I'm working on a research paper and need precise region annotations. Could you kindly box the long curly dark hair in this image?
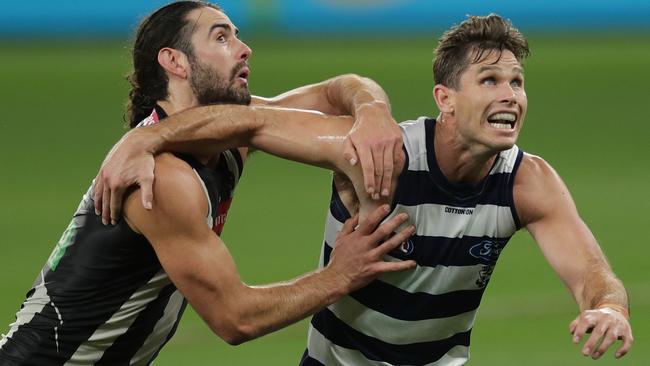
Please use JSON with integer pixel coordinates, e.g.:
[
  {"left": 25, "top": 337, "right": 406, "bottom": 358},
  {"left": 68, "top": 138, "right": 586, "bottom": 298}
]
[{"left": 126, "top": 1, "right": 221, "bottom": 128}]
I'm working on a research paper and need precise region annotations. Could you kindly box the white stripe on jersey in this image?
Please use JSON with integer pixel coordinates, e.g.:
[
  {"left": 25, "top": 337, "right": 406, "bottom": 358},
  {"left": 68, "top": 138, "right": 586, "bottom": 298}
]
[
  {"left": 130, "top": 289, "right": 185, "bottom": 365},
  {"left": 65, "top": 270, "right": 175, "bottom": 365},
  {"left": 324, "top": 203, "right": 517, "bottom": 243},
  {"left": 193, "top": 169, "right": 214, "bottom": 228},
  {"left": 383, "top": 203, "right": 516, "bottom": 239},
  {"left": 329, "top": 296, "right": 477, "bottom": 344},
  {"left": 378, "top": 261, "right": 487, "bottom": 295},
  {"left": 222, "top": 150, "right": 241, "bottom": 186},
  {"left": 307, "top": 325, "right": 470, "bottom": 366},
  {"left": 400, "top": 119, "right": 429, "bottom": 172},
  {"left": 0, "top": 272, "right": 51, "bottom": 348},
  {"left": 397, "top": 203, "right": 517, "bottom": 239},
  {"left": 307, "top": 325, "right": 392, "bottom": 366},
  {"left": 489, "top": 146, "right": 520, "bottom": 175}
]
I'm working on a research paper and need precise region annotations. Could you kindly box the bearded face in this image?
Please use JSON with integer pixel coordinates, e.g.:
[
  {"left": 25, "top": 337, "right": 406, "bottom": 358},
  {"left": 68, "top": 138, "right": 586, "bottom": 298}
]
[{"left": 188, "top": 54, "right": 251, "bottom": 106}]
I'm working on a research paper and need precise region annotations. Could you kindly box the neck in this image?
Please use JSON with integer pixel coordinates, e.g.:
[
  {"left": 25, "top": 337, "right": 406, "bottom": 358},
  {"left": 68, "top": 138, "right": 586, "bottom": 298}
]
[
  {"left": 156, "top": 85, "right": 213, "bottom": 165},
  {"left": 158, "top": 80, "right": 199, "bottom": 116},
  {"left": 434, "top": 114, "right": 498, "bottom": 185}
]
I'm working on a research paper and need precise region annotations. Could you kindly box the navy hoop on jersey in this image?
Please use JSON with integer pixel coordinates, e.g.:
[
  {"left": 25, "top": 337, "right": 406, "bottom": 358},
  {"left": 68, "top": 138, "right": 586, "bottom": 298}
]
[{"left": 301, "top": 117, "right": 524, "bottom": 365}]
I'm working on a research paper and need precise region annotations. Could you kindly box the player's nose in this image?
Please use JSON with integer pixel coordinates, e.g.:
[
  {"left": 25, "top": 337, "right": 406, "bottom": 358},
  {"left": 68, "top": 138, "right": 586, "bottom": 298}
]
[{"left": 238, "top": 40, "right": 252, "bottom": 61}]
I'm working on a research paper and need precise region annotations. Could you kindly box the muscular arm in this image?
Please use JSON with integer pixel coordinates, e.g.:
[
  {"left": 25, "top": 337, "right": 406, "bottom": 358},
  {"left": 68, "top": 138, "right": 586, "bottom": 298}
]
[
  {"left": 123, "top": 154, "right": 414, "bottom": 345},
  {"left": 162, "top": 74, "right": 392, "bottom": 158},
  {"left": 153, "top": 106, "right": 396, "bottom": 218},
  {"left": 130, "top": 107, "right": 352, "bottom": 172},
  {"left": 252, "top": 73, "right": 391, "bottom": 116},
  {"left": 95, "top": 74, "right": 402, "bottom": 224},
  {"left": 254, "top": 74, "right": 401, "bottom": 192},
  {"left": 515, "top": 154, "right": 633, "bottom": 359}
]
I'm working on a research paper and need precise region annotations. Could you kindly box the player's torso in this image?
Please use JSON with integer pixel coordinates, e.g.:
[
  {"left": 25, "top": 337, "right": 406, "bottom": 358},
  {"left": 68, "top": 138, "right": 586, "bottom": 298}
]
[
  {"left": 303, "top": 117, "right": 524, "bottom": 366},
  {"left": 0, "top": 117, "right": 243, "bottom": 366}
]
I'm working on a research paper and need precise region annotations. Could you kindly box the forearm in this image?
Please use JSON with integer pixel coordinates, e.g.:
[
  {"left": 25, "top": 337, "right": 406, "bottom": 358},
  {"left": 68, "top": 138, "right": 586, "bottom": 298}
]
[
  {"left": 140, "top": 104, "right": 352, "bottom": 169},
  {"left": 246, "top": 107, "right": 353, "bottom": 170},
  {"left": 152, "top": 104, "right": 267, "bottom": 157},
  {"left": 221, "top": 269, "right": 346, "bottom": 344},
  {"left": 578, "top": 258, "right": 629, "bottom": 316}
]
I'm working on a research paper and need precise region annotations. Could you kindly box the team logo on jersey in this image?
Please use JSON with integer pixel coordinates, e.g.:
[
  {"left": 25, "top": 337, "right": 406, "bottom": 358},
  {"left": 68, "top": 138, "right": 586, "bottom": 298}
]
[
  {"left": 469, "top": 240, "right": 502, "bottom": 262},
  {"left": 470, "top": 240, "right": 505, "bottom": 288}
]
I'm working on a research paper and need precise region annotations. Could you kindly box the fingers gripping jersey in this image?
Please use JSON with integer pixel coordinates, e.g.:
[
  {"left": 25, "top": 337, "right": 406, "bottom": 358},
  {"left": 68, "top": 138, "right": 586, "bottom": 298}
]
[
  {"left": 0, "top": 107, "right": 243, "bottom": 365},
  {"left": 302, "top": 117, "right": 524, "bottom": 366}
]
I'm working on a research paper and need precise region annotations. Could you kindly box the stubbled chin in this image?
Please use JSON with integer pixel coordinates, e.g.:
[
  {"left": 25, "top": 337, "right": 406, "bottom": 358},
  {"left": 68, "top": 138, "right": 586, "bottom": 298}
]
[
  {"left": 491, "top": 137, "right": 517, "bottom": 151},
  {"left": 484, "top": 131, "right": 518, "bottom": 151}
]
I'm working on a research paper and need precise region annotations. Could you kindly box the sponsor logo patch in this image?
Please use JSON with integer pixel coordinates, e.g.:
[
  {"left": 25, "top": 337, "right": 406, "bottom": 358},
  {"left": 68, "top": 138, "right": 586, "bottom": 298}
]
[
  {"left": 399, "top": 238, "right": 415, "bottom": 255},
  {"left": 445, "top": 206, "right": 474, "bottom": 215},
  {"left": 387, "top": 232, "right": 415, "bottom": 259}
]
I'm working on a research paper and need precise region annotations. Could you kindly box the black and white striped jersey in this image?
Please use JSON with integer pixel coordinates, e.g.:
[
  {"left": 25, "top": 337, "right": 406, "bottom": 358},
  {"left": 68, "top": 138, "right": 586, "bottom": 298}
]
[
  {"left": 302, "top": 117, "right": 524, "bottom": 366},
  {"left": 0, "top": 107, "right": 243, "bottom": 365}
]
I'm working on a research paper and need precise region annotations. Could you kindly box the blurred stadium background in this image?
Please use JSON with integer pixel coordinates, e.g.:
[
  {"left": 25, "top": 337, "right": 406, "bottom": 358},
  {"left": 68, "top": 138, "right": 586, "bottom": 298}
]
[{"left": 1, "top": 1, "right": 648, "bottom": 365}]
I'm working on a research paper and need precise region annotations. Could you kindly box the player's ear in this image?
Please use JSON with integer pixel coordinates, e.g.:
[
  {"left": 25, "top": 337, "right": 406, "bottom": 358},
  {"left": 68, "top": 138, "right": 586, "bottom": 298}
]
[
  {"left": 158, "top": 47, "right": 189, "bottom": 79},
  {"left": 433, "top": 84, "right": 454, "bottom": 114}
]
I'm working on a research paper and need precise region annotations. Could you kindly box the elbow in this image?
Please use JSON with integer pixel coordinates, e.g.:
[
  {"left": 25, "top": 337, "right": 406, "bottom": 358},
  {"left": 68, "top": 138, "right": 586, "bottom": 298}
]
[
  {"left": 210, "top": 315, "right": 260, "bottom": 346},
  {"left": 221, "top": 326, "right": 256, "bottom": 346},
  {"left": 220, "top": 332, "right": 249, "bottom": 346}
]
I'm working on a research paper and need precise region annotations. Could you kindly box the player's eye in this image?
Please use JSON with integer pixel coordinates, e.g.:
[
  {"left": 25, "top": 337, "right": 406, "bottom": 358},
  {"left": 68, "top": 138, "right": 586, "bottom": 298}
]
[
  {"left": 481, "top": 77, "right": 496, "bottom": 86},
  {"left": 510, "top": 78, "right": 523, "bottom": 88},
  {"left": 216, "top": 34, "right": 226, "bottom": 42}
]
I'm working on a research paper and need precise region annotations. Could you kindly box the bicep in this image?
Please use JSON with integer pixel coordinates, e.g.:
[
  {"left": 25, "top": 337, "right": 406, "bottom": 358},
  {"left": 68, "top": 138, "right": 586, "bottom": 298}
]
[
  {"left": 123, "top": 156, "right": 244, "bottom": 322},
  {"left": 149, "top": 224, "right": 243, "bottom": 313}
]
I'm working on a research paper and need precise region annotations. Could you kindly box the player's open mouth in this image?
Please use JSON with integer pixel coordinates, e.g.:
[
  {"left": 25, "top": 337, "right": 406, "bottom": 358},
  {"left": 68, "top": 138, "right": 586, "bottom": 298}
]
[
  {"left": 236, "top": 67, "right": 250, "bottom": 84},
  {"left": 487, "top": 112, "right": 517, "bottom": 130}
]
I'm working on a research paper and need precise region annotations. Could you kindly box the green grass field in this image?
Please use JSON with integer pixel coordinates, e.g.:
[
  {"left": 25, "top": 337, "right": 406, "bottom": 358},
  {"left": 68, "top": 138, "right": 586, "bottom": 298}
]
[{"left": 1, "top": 35, "right": 648, "bottom": 365}]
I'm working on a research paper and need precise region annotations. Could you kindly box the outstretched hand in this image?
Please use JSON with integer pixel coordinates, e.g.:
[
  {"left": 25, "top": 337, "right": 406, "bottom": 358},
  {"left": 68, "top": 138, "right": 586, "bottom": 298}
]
[
  {"left": 93, "top": 128, "right": 156, "bottom": 225},
  {"left": 342, "top": 101, "right": 404, "bottom": 200},
  {"left": 570, "top": 305, "right": 633, "bottom": 359},
  {"left": 327, "top": 204, "right": 416, "bottom": 293}
]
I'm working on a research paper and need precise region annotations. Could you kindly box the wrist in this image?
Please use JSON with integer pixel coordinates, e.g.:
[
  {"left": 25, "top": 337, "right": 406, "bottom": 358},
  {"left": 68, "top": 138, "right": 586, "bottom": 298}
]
[
  {"left": 146, "top": 124, "right": 171, "bottom": 155},
  {"left": 318, "top": 266, "right": 350, "bottom": 305},
  {"left": 354, "top": 100, "right": 389, "bottom": 117},
  {"left": 121, "top": 127, "right": 158, "bottom": 156},
  {"left": 595, "top": 302, "right": 630, "bottom": 319}
]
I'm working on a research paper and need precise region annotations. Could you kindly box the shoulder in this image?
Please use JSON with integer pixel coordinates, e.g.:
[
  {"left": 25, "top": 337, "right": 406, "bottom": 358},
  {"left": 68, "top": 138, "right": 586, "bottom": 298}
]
[
  {"left": 514, "top": 153, "right": 572, "bottom": 227},
  {"left": 516, "top": 153, "right": 558, "bottom": 180},
  {"left": 124, "top": 153, "right": 209, "bottom": 233},
  {"left": 152, "top": 153, "right": 208, "bottom": 204}
]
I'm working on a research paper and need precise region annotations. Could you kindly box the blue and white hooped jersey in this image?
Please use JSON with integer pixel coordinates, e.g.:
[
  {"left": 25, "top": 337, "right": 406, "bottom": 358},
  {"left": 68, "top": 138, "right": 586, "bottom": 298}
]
[{"left": 301, "top": 117, "right": 524, "bottom": 366}]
